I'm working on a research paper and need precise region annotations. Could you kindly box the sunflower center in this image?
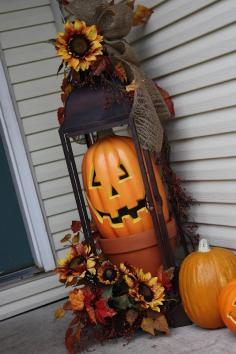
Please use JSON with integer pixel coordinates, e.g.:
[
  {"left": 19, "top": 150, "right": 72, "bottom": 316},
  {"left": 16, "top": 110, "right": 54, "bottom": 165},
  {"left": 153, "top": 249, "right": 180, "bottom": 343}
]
[
  {"left": 69, "top": 256, "right": 85, "bottom": 271},
  {"left": 104, "top": 268, "right": 117, "bottom": 281},
  {"left": 69, "top": 35, "right": 90, "bottom": 57},
  {"left": 139, "top": 283, "right": 153, "bottom": 302}
]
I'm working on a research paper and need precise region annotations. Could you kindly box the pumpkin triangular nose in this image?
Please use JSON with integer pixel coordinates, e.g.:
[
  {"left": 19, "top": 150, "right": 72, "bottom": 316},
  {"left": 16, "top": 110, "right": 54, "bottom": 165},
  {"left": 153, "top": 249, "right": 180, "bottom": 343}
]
[{"left": 111, "top": 186, "right": 119, "bottom": 196}]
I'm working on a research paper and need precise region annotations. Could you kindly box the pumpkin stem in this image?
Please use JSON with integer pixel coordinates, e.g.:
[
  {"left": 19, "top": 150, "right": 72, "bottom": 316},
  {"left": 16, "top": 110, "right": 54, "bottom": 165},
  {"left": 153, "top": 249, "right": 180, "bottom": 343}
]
[
  {"left": 97, "top": 129, "right": 115, "bottom": 140},
  {"left": 198, "top": 238, "right": 210, "bottom": 253}
]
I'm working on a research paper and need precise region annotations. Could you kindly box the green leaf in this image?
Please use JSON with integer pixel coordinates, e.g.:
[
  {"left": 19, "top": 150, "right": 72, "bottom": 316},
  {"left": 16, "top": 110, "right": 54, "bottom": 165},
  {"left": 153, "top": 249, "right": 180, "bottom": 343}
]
[
  {"left": 57, "top": 61, "right": 64, "bottom": 75},
  {"left": 111, "top": 295, "right": 132, "bottom": 310},
  {"left": 101, "top": 286, "right": 113, "bottom": 299}
]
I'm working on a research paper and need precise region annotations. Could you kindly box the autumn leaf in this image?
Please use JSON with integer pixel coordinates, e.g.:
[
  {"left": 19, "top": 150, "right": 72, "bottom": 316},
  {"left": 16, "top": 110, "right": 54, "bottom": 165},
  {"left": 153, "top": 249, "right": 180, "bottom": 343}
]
[
  {"left": 72, "top": 233, "right": 80, "bottom": 244},
  {"left": 91, "top": 56, "right": 110, "bottom": 76},
  {"left": 86, "top": 305, "right": 97, "bottom": 324},
  {"left": 54, "top": 307, "right": 65, "bottom": 319},
  {"left": 65, "top": 328, "right": 76, "bottom": 354},
  {"left": 75, "top": 328, "right": 81, "bottom": 341},
  {"left": 133, "top": 5, "right": 153, "bottom": 26},
  {"left": 115, "top": 62, "right": 128, "bottom": 83},
  {"left": 157, "top": 265, "right": 174, "bottom": 291},
  {"left": 156, "top": 85, "right": 175, "bottom": 115},
  {"left": 126, "top": 309, "right": 138, "bottom": 325},
  {"left": 141, "top": 314, "right": 169, "bottom": 335},
  {"left": 153, "top": 314, "right": 169, "bottom": 334},
  {"left": 60, "top": 233, "right": 71, "bottom": 243},
  {"left": 63, "top": 301, "right": 73, "bottom": 311},
  {"left": 71, "top": 220, "right": 81, "bottom": 233},
  {"left": 57, "top": 107, "right": 65, "bottom": 126},
  {"left": 95, "top": 298, "right": 117, "bottom": 324},
  {"left": 141, "top": 317, "right": 155, "bottom": 335}
]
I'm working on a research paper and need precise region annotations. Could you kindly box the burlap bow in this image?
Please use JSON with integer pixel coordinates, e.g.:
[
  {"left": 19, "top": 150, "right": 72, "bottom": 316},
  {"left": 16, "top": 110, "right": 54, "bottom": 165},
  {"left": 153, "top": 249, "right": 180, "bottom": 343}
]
[{"left": 63, "top": 0, "right": 172, "bottom": 153}]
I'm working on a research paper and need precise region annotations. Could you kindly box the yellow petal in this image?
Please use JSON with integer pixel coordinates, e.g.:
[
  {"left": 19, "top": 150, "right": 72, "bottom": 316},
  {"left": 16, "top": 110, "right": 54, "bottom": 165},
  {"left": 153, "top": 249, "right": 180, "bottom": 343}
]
[
  {"left": 86, "top": 25, "right": 98, "bottom": 41},
  {"left": 69, "top": 58, "right": 80, "bottom": 70},
  {"left": 56, "top": 37, "right": 67, "bottom": 45},
  {"left": 64, "top": 21, "right": 74, "bottom": 33},
  {"left": 74, "top": 20, "right": 83, "bottom": 32}
]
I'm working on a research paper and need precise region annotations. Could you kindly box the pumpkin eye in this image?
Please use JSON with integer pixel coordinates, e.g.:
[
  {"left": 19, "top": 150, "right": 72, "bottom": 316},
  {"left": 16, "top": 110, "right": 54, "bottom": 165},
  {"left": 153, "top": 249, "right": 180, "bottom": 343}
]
[
  {"left": 119, "top": 164, "right": 129, "bottom": 180},
  {"left": 92, "top": 170, "right": 101, "bottom": 187}
]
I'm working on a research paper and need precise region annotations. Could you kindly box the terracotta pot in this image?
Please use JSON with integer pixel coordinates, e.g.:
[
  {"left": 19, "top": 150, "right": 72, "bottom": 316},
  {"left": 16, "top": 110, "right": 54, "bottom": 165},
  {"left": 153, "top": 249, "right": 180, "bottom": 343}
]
[{"left": 98, "top": 217, "right": 177, "bottom": 275}]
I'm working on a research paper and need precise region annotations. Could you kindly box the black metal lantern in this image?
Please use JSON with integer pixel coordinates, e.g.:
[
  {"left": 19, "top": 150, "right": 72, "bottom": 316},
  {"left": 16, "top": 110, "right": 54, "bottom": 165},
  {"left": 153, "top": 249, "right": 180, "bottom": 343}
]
[{"left": 59, "top": 82, "right": 175, "bottom": 269}]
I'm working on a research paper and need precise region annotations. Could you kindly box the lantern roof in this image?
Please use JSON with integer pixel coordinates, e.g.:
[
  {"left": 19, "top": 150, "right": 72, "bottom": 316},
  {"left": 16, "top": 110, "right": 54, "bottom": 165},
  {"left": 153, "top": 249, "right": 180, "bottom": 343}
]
[{"left": 60, "top": 82, "right": 132, "bottom": 137}]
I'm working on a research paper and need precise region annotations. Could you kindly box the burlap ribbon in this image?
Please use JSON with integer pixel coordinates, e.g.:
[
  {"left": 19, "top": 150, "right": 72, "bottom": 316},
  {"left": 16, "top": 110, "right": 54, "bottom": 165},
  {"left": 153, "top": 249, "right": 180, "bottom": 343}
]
[{"left": 64, "top": 0, "right": 172, "bottom": 153}]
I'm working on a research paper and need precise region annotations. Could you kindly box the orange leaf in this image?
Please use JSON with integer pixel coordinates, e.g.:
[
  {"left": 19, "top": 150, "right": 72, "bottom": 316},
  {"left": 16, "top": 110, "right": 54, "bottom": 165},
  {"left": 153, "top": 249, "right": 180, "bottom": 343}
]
[
  {"left": 133, "top": 5, "right": 153, "bottom": 26},
  {"left": 115, "top": 62, "right": 128, "bottom": 83},
  {"left": 54, "top": 307, "right": 65, "bottom": 319},
  {"left": 141, "top": 317, "right": 155, "bottom": 335},
  {"left": 126, "top": 309, "right": 138, "bottom": 325}
]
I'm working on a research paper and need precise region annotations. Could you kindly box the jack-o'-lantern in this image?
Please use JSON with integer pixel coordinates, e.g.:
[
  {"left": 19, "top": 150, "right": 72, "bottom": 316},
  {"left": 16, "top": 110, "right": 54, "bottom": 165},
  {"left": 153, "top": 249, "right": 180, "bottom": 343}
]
[
  {"left": 82, "top": 135, "right": 169, "bottom": 239},
  {"left": 219, "top": 278, "right": 236, "bottom": 333}
]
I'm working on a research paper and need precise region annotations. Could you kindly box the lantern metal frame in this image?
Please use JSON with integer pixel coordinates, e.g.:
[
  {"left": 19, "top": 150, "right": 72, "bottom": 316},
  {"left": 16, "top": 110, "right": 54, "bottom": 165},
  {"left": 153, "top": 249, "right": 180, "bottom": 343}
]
[{"left": 59, "top": 84, "right": 175, "bottom": 268}]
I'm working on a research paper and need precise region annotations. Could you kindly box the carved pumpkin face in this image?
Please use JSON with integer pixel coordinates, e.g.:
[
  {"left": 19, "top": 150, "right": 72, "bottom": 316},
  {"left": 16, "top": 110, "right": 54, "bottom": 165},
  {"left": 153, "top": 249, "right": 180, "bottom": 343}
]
[
  {"left": 82, "top": 136, "right": 169, "bottom": 238},
  {"left": 219, "top": 278, "right": 236, "bottom": 333}
]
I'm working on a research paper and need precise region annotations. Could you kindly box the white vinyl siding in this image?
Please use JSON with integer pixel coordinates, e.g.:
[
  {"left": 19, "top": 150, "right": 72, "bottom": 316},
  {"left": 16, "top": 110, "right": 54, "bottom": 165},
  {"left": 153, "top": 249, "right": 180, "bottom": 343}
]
[
  {"left": 0, "top": 0, "right": 81, "bottom": 261},
  {"left": 130, "top": 0, "right": 236, "bottom": 250}
]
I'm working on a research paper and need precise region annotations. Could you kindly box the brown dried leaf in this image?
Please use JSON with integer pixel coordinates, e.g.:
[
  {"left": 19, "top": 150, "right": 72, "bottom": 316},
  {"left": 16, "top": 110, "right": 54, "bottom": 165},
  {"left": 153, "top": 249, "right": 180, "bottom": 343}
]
[
  {"left": 153, "top": 314, "right": 169, "bottom": 334},
  {"left": 133, "top": 5, "right": 153, "bottom": 26},
  {"left": 60, "top": 234, "right": 72, "bottom": 243},
  {"left": 54, "top": 307, "right": 65, "bottom": 319},
  {"left": 126, "top": 309, "right": 138, "bottom": 325}
]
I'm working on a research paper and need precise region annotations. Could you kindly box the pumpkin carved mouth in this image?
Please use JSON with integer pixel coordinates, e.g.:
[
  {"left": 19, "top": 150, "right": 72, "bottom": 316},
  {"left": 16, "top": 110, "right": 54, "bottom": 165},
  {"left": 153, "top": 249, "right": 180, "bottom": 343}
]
[{"left": 95, "top": 197, "right": 147, "bottom": 225}]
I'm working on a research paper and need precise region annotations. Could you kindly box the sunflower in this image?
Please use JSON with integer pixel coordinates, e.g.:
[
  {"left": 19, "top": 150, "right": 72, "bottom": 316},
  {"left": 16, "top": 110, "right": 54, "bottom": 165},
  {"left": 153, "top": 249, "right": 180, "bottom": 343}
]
[
  {"left": 97, "top": 261, "right": 120, "bottom": 285},
  {"left": 125, "top": 268, "right": 165, "bottom": 312},
  {"left": 56, "top": 243, "right": 97, "bottom": 285},
  {"left": 55, "top": 20, "right": 103, "bottom": 71}
]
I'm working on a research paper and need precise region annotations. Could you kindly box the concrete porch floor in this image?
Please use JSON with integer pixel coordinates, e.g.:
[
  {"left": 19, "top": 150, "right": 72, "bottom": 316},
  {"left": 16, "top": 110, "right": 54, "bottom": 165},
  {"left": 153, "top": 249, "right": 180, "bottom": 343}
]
[{"left": 1, "top": 300, "right": 235, "bottom": 354}]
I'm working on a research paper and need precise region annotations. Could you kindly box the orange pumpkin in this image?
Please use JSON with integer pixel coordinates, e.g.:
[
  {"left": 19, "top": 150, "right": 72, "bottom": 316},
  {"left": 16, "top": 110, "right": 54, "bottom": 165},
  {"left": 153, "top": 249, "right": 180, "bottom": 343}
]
[
  {"left": 179, "top": 239, "right": 236, "bottom": 329},
  {"left": 219, "top": 278, "right": 236, "bottom": 333},
  {"left": 82, "top": 135, "right": 169, "bottom": 239}
]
